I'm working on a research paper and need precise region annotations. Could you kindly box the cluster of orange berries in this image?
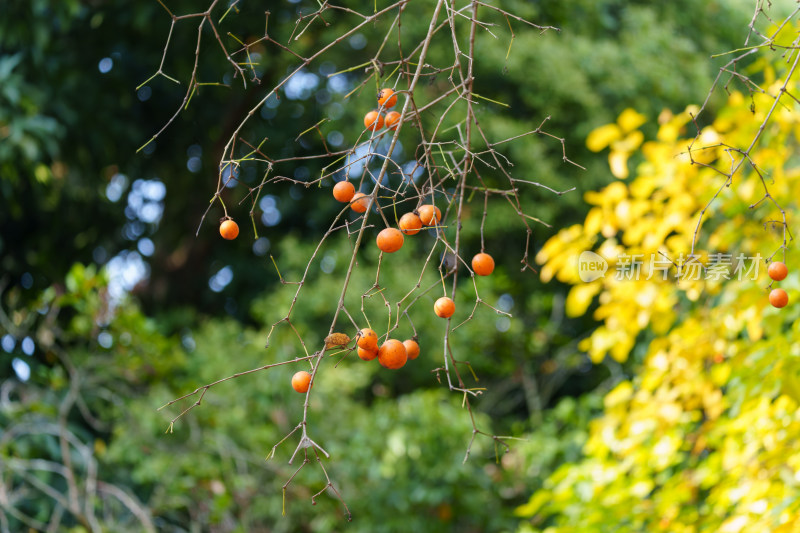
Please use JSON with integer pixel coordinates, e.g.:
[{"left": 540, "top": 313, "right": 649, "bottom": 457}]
[
  {"left": 289, "top": 328, "right": 421, "bottom": 393},
  {"left": 364, "top": 88, "right": 401, "bottom": 132},
  {"left": 768, "top": 261, "right": 789, "bottom": 308},
  {"left": 334, "top": 180, "right": 495, "bottom": 278},
  {"left": 353, "top": 327, "right": 419, "bottom": 369},
  {"left": 217, "top": 89, "right": 401, "bottom": 241}
]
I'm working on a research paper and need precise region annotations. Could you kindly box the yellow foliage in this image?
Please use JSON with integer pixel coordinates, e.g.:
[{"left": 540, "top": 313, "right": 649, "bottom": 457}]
[
  {"left": 586, "top": 123, "right": 622, "bottom": 152},
  {"left": 521, "top": 39, "right": 800, "bottom": 532}
]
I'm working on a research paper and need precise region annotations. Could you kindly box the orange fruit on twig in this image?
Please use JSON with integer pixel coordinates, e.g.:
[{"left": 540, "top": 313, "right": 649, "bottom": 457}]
[
  {"left": 356, "top": 328, "right": 378, "bottom": 351},
  {"left": 220, "top": 219, "right": 239, "bottom": 240},
  {"left": 434, "top": 297, "right": 455, "bottom": 318},
  {"left": 333, "top": 181, "right": 355, "bottom": 203},
  {"left": 378, "top": 339, "right": 407, "bottom": 369},
  {"left": 472, "top": 253, "right": 495, "bottom": 276},
  {"left": 364, "top": 110, "right": 384, "bottom": 131},
  {"left": 350, "top": 192, "right": 371, "bottom": 213},
  {"left": 291, "top": 371, "right": 312, "bottom": 393},
  {"left": 398, "top": 212, "right": 422, "bottom": 235},
  {"left": 357, "top": 346, "right": 378, "bottom": 361},
  {"left": 418, "top": 204, "right": 441, "bottom": 226},
  {"left": 385, "top": 111, "right": 401, "bottom": 130},
  {"left": 768, "top": 261, "right": 788, "bottom": 281},
  {"left": 403, "top": 339, "right": 420, "bottom": 360},
  {"left": 770, "top": 288, "right": 789, "bottom": 308},
  {"left": 376, "top": 228, "right": 404, "bottom": 253},
  {"left": 377, "top": 88, "right": 397, "bottom": 109}
]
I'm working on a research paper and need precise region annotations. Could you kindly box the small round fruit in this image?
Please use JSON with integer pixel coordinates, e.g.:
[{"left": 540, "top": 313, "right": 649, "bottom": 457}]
[
  {"left": 378, "top": 339, "right": 407, "bottom": 369},
  {"left": 434, "top": 296, "right": 455, "bottom": 318},
  {"left": 350, "top": 192, "right": 371, "bottom": 213},
  {"left": 364, "top": 110, "right": 384, "bottom": 131},
  {"left": 376, "top": 228, "right": 404, "bottom": 253},
  {"left": 403, "top": 339, "right": 420, "bottom": 360},
  {"left": 385, "top": 111, "right": 401, "bottom": 130},
  {"left": 333, "top": 181, "right": 355, "bottom": 203},
  {"left": 220, "top": 219, "right": 239, "bottom": 240},
  {"left": 418, "top": 204, "right": 442, "bottom": 226},
  {"left": 398, "top": 212, "right": 422, "bottom": 235},
  {"left": 768, "top": 261, "right": 788, "bottom": 281},
  {"left": 472, "top": 252, "right": 495, "bottom": 276},
  {"left": 770, "top": 288, "right": 789, "bottom": 308},
  {"left": 356, "top": 328, "right": 379, "bottom": 351},
  {"left": 357, "top": 346, "right": 378, "bottom": 361},
  {"left": 292, "top": 371, "right": 312, "bottom": 393},
  {"left": 377, "top": 88, "right": 397, "bottom": 109}
]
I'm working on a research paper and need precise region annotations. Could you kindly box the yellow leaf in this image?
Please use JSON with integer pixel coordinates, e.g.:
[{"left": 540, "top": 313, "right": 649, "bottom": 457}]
[
  {"left": 617, "top": 108, "right": 647, "bottom": 133},
  {"left": 611, "top": 130, "right": 644, "bottom": 153},
  {"left": 586, "top": 123, "right": 622, "bottom": 152},
  {"left": 604, "top": 381, "right": 633, "bottom": 409},
  {"left": 566, "top": 281, "right": 602, "bottom": 317},
  {"left": 514, "top": 490, "right": 551, "bottom": 517},
  {"left": 609, "top": 150, "right": 630, "bottom": 179},
  {"left": 584, "top": 207, "right": 603, "bottom": 236}
]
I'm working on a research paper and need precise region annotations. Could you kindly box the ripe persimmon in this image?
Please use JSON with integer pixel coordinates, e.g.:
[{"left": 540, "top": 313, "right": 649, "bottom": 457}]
[
  {"left": 472, "top": 252, "right": 495, "bottom": 276},
  {"left": 356, "top": 328, "right": 379, "bottom": 351},
  {"left": 398, "top": 212, "right": 422, "bottom": 235},
  {"left": 769, "top": 261, "right": 788, "bottom": 281},
  {"left": 350, "top": 192, "right": 371, "bottom": 213},
  {"left": 377, "top": 88, "right": 397, "bottom": 109},
  {"left": 403, "top": 339, "right": 420, "bottom": 360},
  {"left": 385, "top": 111, "right": 401, "bottom": 130},
  {"left": 364, "top": 110, "right": 384, "bottom": 131},
  {"left": 434, "top": 296, "right": 455, "bottom": 318},
  {"left": 357, "top": 346, "right": 378, "bottom": 361},
  {"left": 220, "top": 219, "right": 239, "bottom": 240},
  {"left": 291, "top": 371, "right": 312, "bottom": 393},
  {"left": 376, "top": 228, "right": 404, "bottom": 253},
  {"left": 418, "top": 204, "right": 441, "bottom": 226},
  {"left": 770, "top": 288, "right": 789, "bottom": 308},
  {"left": 333, "top": 181, "right": 355, "bottom": 203},
  {"left": 378, "top": 339, "right": 407, "bottom": 369}
]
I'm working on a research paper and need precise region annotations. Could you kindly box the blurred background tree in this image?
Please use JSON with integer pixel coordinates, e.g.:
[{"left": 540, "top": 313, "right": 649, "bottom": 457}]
[{"left": 0, "top": 0, "right": 776, "bottom": 531}]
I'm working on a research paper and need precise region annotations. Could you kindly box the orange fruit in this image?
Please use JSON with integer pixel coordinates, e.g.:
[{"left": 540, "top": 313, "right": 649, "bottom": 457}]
[
  {"left": 768, "top": 261, "right": 788, "bottom": 281},
  {"left": 376, "top": 228, "right": 404, "bottom": 253},
  {"left": 378, "top": 339, "right": 407, "bottom": 369},
  {"left": 418, "top": 204, "right": 441, "bottom": 226},
  {"left": 291, "top": 371, "right": 312, "bottom": 393},
  {"left": 219, "top": 219, "right": 239, "bottom": 240},
  {"left": 403, "top": 339, "right": 420, "bottom": 360},
  {"left": 770, "top": 288, "right": 789, "bottom": 308},
  {"left": 398, "top": 212, "right": 422, "bottom": 235},
  {"left": 472, "top": 252, "right": 495, "bottom": 276},
  {"left": 350, "top": 192, "right": 371, "bottom": 213},
  {"left": 385, "top": 111, "right": 401, "bottom": 130},
  {"left": 377, "top": 88, "right": 397, "bottom": 109},
  {"left": 357, "top": 346, "right": 378, "bottom": 361},
  {"left": 434, "top": 296, "right": 455, "bottom": 318},
  {"left": 333, "top": 181, "right": 355, "bottom": 203},
  {"left": 364, "top": 110, "right": 384, "bottom": 131},
  {"left": 356, "top": 328, "right": 378, "bottom": 351}
]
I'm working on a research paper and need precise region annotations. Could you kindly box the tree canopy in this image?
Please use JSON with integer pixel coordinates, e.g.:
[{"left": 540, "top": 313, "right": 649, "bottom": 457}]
[{"left": 2, "top": 1, "right": 797, "bottom": 532}]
